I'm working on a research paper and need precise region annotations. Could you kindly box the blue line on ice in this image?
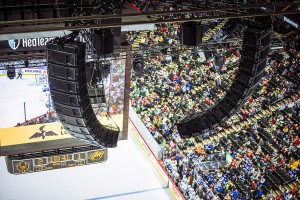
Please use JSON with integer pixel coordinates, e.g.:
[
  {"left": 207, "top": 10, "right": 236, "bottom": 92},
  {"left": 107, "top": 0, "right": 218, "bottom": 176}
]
[{"left": 87, "top": 186, "right": 168, "bottom": 200}]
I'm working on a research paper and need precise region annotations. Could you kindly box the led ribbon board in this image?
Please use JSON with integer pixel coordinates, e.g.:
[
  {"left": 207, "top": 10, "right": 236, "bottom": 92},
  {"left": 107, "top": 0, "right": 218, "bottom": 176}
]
[{"left": 6, "top": 147, "right": 107, "bottom": 174}]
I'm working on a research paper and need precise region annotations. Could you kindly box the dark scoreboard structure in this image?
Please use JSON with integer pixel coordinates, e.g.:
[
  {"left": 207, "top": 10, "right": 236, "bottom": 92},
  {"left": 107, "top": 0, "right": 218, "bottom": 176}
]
[{"left": 6, "top": 147, "right": 107, "bottom": 175}]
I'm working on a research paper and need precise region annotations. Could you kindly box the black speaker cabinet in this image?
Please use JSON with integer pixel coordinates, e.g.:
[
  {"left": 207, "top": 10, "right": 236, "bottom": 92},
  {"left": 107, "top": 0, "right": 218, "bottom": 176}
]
[
  {"left": 176, "top": 21, "right": 271, "bottom": 138},
  {"left": 47, "top": 39, "right": 119, "bottom": 148},
  {"left": 180, "top": 22, "right": 202, "bottom": 46},
  {"left": 94, "top": 29, "right": 114, "bottom": 56}
]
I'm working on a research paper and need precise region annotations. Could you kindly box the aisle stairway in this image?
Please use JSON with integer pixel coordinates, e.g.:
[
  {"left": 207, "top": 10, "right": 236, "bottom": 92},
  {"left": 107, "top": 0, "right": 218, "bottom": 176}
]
[
  {"left": 193, "top": 91, "right": 300, "bottom": 199},
  {"left": 148, "top": 3, "right": 164, "bottom": 21},
  {"left": 271, "top": 178, "right": 300, "bottom": 199},
  {"left": 198, "top": 93, "right": 298, "bottom": 147},
  {"left": 202, "top": 19, "right": 229, "bottom": 42},
  {"left": 132, "top": 31, "right": 148, "bottom": 51},
  {"left": 131, "top": 3, "right": 164, "bottom": 51}
]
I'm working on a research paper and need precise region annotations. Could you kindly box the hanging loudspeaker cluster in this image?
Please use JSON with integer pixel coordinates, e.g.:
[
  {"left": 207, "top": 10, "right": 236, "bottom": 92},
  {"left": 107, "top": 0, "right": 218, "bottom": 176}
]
[
  {"left": 94, "top": 29, "right": 114, "bottom": 56},
  {"left": 180, "top": 21, "right": 202, "bottom": 46},
  {"left": 177, "top": 20, "right": 271, "bottom": 138},
  {"left": 47, "top": 38, "right": 119, "bottom": 147}
]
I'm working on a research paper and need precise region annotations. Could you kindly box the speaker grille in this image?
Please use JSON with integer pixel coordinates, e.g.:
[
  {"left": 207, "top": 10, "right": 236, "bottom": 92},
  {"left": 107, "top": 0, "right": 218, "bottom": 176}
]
[
  {"left": 47, "top": 39, "right": 119, "bottom": 148},
  {"left": 177, "top": 23, "right": 271, "bottom": 138},
  {"left": 180, "top": 21, "right": 202, "bottom": 46}
]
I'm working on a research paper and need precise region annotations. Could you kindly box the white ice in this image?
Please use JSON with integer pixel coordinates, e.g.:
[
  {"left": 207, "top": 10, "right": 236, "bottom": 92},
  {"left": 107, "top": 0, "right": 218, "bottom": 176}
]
[
  {"left": 0, "top": 133, "right": 173, "bottom": 200},
  {"left": 0, "top": 75, "right": 173, "bottom": 200},
  {"left": 0, "top": 76, "right": 49, "bottom": 128}
]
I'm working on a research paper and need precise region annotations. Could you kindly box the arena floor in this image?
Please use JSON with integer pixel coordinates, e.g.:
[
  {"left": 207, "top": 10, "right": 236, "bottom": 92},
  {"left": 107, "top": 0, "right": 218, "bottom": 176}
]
[
  {"left": 0, "top": 75, "right": 49, "bottom": 127},
  {"left": 0, "top": 76, "right": 173, "bottom": 200}
]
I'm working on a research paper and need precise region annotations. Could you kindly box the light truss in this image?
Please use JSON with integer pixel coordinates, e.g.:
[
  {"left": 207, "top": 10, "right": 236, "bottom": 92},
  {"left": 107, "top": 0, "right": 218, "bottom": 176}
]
[{"left": 0, "top": 2, "right": 299, "bottom": 35}]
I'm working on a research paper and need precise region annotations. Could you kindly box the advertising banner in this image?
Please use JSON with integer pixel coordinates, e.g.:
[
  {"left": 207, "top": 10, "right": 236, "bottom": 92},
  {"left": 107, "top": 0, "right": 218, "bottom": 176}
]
[
  {"left": 0, "top": 37, "right": 55, "bottom": 53},
  {"left": 22, "top": 67, "right": 47, "bottom": 75},
  {"left": 0, "top": 122, "right": 72, "bottom": 147},
  {"left": 0, "top": 67, "right": 47, "bottom": 76}
]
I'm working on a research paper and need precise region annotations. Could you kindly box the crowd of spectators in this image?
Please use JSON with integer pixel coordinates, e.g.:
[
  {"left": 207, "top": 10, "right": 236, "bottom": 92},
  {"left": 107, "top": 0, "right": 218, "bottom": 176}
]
[
  {"left": 128, "top": 1, "right": 300, "bottom": 199},
  {"left": 184, "top": 97, "right": 300, "bottom": 200},
  {"left": 105, "top": 57, "right": 126, "bottom": 115},
  {"left": 15, "top": 112, "right": 58, "bottom": 126},
  {"left": 232, "top": 51, "right": 299, "bottom": 123},
  {"left": 131, "top": 46, "right": 300, "bottom": 200},
  {"left": 13, "top": 1, "right": 300, "bottom": 199}
]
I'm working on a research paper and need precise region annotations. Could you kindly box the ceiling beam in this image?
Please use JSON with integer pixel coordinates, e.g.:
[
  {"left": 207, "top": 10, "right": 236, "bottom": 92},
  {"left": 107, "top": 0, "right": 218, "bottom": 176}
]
[
  {"left": 0, "top": 9, "right": 299, "bottom": 35},
  {"left": 0, "top": 3, "right": 95, "bottom": 10},
  {"left": 0, "top": 1, "right": 299, "bottom": 26}
]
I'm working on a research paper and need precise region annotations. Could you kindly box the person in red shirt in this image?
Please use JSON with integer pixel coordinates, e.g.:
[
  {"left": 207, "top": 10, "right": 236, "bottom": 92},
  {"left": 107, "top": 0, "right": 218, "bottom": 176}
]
[
  {"left": 275, "top": 193, "right": 282, "bottom": 200},
  {"left": 241, "top": 109, "right": 247, "bottom": 118},
  {"left": 270, "top": 163, "right": 277, "bottom": 171},
  {"left": 150, "top": 125, "right": 156, "bottom": 132},
  {"left": 291, "top": 185, "right": 298, "bottom": 195},
  {"left": 173, "top": 74, "right": 178, "bottom": 82},
  {"left": 139, "top": 98, "right": 145, "bottom": 106},
  {"left": 250, "top": 180, "right": 257, "bottom": 190},
  {"left": 293, "top": 136, "right": 300, "bottom": 147},
  {"left": 246, "top": 149, "right": 253, "bottom": 158},
  {"left": 262, "top": 154, "right": 270, "bottom": 165},
  {"left": 230, "top": 159, "right": 237, "bottom": 167},
  {"left": 271, "top": 117, "right": 277, "bottom": 124},
  {"left": 111, "top": 104, "right": 117, "bottom": 114},
  {"left": 277, "top": 154, "right": 285, "bottom": 166},
  {"left": 162, "top": 106, "right": 168, "bottom": 112},
  {"left": 131, "top": 100, "right": 136, "bottom": 107},
  {"left": 248, "top": 96, "right": 253, "bottom": 103},
  {"left": 205, "top": 97, "right": 210, "bottom": 106}
]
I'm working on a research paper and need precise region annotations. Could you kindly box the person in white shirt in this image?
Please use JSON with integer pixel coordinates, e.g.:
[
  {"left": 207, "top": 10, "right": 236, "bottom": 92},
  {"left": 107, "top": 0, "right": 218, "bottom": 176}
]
[{"left": 16, "top": 68, "right": 22, "bottom": 79}]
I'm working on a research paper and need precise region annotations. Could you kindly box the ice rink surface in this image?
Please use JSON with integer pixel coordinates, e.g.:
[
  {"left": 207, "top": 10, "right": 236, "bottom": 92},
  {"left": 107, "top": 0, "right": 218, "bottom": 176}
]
[
  {"left": 0, "top": 76, "right": 49, "bottom": 127},
  {"left": 0, "top": 135, "right": 173, "bottom": 200},
  {"left": 0, "top": 76, "right": 173, "bottom": 200}
]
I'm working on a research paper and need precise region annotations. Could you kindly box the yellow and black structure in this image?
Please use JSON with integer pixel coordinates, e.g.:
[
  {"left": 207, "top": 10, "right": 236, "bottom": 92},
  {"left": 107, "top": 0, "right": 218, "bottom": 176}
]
[{"left": 6, "top": 146, "right": 107, "bottom": 174}]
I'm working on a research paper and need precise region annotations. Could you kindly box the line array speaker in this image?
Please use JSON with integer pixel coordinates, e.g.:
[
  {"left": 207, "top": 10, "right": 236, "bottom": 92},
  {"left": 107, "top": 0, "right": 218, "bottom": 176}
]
[
  {"left": 180, "top": 21, "right": 202, "bottom": 46},
  {"left": 94, "top": 29, "right": 114, "bottom": 56},
  {"left": 177, "top": 21, "right": 271, "bottom": 138},
  {"left": 47, "top": 39, "right": 119, "bottom": 147}
]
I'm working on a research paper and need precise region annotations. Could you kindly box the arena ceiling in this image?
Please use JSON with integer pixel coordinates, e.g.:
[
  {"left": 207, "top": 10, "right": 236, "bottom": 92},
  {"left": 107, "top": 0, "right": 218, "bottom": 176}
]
[{"left": 0, "top": 0, "right": 299, "bottom": 69}]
